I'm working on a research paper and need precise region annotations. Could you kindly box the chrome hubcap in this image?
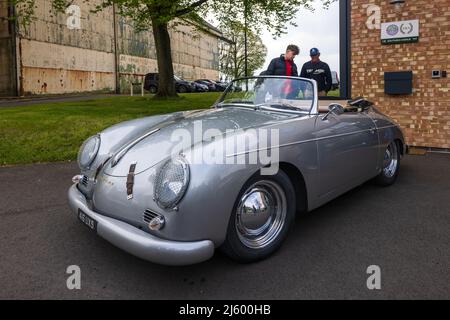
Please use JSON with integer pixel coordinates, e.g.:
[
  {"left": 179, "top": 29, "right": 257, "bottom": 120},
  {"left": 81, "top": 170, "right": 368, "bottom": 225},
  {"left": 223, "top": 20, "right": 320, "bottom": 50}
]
[
  {"left": 383, "top": 142, "right": 399, "bottom": 178},
  {"left": 235, "top": 181, "right": 286, "bottom": 249}
]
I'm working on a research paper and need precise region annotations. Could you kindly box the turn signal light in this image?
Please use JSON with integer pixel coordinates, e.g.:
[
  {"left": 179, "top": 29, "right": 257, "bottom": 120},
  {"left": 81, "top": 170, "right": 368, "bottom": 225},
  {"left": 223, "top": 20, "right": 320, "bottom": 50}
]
[{"left": 149, "top": 216, "right": 165, "bottom": 231}]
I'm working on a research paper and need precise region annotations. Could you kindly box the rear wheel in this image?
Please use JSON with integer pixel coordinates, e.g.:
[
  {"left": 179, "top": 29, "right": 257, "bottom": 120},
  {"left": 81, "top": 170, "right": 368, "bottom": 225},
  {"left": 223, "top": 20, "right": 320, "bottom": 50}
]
[
  {"left": 221, "top": 171, "right": 296, "bottom": 263},
  {"left": 375, "top": 141, "right": 400, "bottom": 186},
  {"left": 178, "top": 85, "right": 187, "bottom": 93},
  {"left": 148, "top": 85, "right": 157, "bottom": 94}
]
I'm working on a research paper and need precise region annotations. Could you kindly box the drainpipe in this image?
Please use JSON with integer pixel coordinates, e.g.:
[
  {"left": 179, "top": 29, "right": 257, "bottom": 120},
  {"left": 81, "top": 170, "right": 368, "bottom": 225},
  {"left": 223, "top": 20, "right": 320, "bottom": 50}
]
[
  {"left": 112, "top": 4, "right": 120, "bottom": 94},
  {"left": 8, "top": 4, "right": 19, "bottom": 96},
  {"left": 17, "top": 35, "right": 24, "bottom": 96},
  {"left": 339, "top": 0, "right": 351, "bottom": 99}
]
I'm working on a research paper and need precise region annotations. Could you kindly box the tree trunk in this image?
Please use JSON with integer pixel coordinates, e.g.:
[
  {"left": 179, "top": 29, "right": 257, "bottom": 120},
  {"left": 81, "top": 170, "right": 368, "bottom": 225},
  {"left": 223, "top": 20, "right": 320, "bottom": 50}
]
[{"left": 151, "top": 19, "right": 177, "bottom": 98}]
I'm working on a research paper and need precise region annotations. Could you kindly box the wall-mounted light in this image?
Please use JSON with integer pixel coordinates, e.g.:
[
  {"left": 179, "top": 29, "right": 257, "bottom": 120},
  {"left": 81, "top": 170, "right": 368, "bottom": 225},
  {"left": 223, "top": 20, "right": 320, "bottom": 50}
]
[{"left": 390, "top": 0, "right": 406, "bottom": 11}]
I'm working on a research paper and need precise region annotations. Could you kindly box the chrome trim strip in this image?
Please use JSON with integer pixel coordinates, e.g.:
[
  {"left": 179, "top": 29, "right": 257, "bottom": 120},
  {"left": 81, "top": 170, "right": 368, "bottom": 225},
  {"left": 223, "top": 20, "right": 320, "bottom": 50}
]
[
  {"left": 258, "top": 105, "right": 311, "bottom": 115},
  {"left": 376, "top": 125, "right": 398, "bottom": 130},
  {"left": 111, "top": 128, "right": 160, "bottom": 167},
  {"left": 226, "top": 127, "right": 384, "bottom": 157}
]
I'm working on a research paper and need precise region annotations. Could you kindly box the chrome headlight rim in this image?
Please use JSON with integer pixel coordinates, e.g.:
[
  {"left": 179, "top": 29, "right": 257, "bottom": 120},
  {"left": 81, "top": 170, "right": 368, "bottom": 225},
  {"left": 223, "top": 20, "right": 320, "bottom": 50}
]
[
  {"left": 153, "top": 156, "right": 190, "bottom": 210},
  {"left": 77, "top": 134, "right": 101, "bottom": 170}
]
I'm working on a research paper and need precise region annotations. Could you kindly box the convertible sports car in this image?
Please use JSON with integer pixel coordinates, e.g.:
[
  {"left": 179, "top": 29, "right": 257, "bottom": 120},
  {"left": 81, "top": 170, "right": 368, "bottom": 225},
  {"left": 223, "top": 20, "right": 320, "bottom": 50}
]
[{"left": 68, "top": 76, "right": 406, "bottom": 265}]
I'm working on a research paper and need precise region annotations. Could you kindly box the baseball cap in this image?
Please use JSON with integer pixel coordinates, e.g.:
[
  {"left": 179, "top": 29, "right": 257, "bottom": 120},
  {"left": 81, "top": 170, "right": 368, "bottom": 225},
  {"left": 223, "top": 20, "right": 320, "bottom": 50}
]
[{"left": 310, "top": 48, "right": 320, "bottom": 56}]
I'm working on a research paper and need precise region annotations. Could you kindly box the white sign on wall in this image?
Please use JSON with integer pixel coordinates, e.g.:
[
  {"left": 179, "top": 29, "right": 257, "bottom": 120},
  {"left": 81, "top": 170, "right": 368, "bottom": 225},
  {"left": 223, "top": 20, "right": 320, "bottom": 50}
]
[
  {"left": 381, "top": 19, "right": 419, "bottom": 45},
  {"left": 66, "top": 5, "right": 81, "bottom": 30}
]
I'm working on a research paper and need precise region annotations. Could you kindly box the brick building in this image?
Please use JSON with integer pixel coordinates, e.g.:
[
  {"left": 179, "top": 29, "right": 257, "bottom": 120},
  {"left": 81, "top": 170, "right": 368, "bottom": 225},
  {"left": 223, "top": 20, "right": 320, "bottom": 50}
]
[
  {"left": 350, "top": 0, "right": 450, "bottom": 149},
  {"left": 0, "top": 0, "right": 223, "bottom": 96}
]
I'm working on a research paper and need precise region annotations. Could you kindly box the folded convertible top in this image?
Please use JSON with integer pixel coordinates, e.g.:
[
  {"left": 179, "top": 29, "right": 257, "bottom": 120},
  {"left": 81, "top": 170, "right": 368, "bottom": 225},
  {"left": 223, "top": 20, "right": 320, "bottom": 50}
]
[{"left": 347, "top": 97, "right": 374, "bottom": 109}]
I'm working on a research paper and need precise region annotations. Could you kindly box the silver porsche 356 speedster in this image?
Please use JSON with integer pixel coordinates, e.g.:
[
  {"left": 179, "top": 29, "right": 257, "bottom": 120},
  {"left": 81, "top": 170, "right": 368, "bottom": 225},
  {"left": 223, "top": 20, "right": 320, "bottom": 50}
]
[{"left": 68, "top": 76, "right": 406, "bottom": 265}]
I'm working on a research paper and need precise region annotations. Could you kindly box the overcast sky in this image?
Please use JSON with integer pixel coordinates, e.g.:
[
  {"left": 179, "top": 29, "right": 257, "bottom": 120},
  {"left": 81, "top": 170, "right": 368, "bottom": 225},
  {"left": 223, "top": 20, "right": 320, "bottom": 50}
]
[{"left": 256, "top": 0, "right": 340, "bottom": 75}]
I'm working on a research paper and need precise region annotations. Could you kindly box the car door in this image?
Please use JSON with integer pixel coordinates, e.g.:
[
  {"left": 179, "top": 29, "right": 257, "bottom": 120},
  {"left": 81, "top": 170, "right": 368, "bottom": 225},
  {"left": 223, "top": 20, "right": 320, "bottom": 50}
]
[{"left": 314, "top": 111, "right": 379, "bottom": 199}]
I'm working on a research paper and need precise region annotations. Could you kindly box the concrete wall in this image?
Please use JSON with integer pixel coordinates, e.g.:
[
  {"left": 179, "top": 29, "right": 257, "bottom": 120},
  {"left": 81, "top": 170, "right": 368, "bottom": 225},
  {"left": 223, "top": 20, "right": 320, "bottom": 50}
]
[
  {"left": 351, "top": 0, "right": 450, "bottom": 149},
  {"left": 0, "top": 1, "right": 16, "bottom": 96},
  {"left": 117, "top": 18, "right": 221, "bottom": 92},
  {"left": 17, "top": 0, "right": 116, "bottom": 94},
  {"left": 14, "top": 0, "right": 221, "bottom": 95},
  {"left": 19, "top": 39, "right": 116, "bottom": 94}
]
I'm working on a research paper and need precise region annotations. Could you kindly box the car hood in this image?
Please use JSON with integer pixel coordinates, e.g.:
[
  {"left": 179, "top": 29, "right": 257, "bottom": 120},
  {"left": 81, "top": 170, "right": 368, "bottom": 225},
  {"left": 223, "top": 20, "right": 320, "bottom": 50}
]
[{"left": 102, "top": 107, "right": 292, "bottom": 177}]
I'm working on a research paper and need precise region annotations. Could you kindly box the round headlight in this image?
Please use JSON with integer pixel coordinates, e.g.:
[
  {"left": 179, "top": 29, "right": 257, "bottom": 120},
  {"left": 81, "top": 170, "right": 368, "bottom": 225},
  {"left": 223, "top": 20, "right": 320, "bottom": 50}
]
[
  {"left": 77, "top": 135, "right": 100, "bottom": 169},
  {"left": 154, "top": 157, "right": 190, "bottom": 209}
]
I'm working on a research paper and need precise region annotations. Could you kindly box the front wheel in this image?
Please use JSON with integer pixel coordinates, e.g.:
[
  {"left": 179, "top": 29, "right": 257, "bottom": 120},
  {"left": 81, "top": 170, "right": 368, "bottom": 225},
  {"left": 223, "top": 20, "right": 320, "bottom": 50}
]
[
  {"left": 221, "top": 171, "right": 296, "bottom": 263},
  {"left": 375, "top": 141, "right": 400, "bottom": 186}
]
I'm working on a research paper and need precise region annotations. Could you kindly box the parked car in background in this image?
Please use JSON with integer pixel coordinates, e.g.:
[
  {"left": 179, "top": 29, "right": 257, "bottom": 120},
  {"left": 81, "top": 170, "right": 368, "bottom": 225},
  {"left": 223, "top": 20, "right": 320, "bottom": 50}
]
[
  {"left": 195, "top": 79, "right": 219, "bottom": 92},
  {"left": 212, "top": 80, "right": 228, "bottom": 92},
  {"left": 192, "top": 81, "right": 209, "bottom": 92},
  {"left": 143, "top": 73, "right": 159, "bottom": 93},
  {"left": 174, "top": 76, "right": 196, "bottom": 93},
  {"left": 195, "top": 80, "right": 214, "bottom": 91},
  {"left": 196, "top": 79, "right": 229, "bottom": 92},
  {"left": 331, "top": 71, "right": 340, "bottom": 91},
  {"left": 144, "top": 73, "right": 195, "bottom": 94}
]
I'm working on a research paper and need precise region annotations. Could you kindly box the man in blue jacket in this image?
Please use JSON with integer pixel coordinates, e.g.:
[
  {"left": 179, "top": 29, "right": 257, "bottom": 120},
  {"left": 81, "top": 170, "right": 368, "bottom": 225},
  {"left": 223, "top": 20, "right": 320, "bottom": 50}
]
[{"left": 300, "top": 48, "right": 332, "bottom": 97}]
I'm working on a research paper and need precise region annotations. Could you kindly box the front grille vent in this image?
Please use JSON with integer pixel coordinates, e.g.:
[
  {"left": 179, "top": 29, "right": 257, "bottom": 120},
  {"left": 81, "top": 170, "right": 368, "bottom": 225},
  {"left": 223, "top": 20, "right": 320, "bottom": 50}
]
[
  {"left": 81, "top": 175, "right": 89, "bottom": 187},
  {"left": 143, "top": 209, "right": 163, "bottom": 223}
]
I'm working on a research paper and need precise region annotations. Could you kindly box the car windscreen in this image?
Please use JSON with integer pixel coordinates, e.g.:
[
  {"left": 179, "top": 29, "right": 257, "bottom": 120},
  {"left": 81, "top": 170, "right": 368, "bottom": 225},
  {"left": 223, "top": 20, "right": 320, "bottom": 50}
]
[{"left": 216, "top": 77, "right": 315, "bottom": 114}]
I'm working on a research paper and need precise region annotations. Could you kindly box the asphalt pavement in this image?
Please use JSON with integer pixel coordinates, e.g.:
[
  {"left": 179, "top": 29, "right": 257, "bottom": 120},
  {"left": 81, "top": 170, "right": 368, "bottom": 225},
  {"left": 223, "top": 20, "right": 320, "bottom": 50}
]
[{"left": 0, "top": 154, "right": 449, "bottom": 299}]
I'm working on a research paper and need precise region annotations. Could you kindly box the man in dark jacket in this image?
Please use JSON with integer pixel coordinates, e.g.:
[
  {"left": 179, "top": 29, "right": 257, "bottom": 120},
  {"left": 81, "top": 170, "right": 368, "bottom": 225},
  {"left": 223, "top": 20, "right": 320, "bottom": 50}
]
[
  {"left": 266, "top": 44, "right": 300, "bottom": 77},
  {"left": 265, "top": 45, "right": 300, "bottom": 99},
  {"left": 300, "top": 48, "right": 332, "bottom": 96}
]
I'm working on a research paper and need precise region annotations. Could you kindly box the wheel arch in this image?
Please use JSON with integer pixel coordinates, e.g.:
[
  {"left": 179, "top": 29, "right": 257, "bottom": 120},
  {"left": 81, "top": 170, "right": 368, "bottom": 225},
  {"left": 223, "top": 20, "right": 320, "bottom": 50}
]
[
  {"left": 278, "top": 162, "right": 308, "bottom": 215},
  {"left": 395, "top": 138, "right": 406, "bottom": 157},
  {"left": 241, "top": 163, "right": 309, "bottom": 215}
]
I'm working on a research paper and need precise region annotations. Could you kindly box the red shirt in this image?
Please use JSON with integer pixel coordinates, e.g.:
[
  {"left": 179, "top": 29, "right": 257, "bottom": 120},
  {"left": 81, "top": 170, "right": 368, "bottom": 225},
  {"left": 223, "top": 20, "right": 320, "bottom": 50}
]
[
  {"left": 285, "top": 59, "right": 293, "bottom": 76},
  {"left": 284, "top": 59, "right": 294, "bottom": 95}
]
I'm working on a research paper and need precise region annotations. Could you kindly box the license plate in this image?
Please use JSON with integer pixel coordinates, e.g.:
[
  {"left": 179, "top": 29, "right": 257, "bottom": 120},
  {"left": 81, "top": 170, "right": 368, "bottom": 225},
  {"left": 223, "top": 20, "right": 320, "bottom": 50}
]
[{"left": 78, "top": 209, "right": 97, "bottom": 231}]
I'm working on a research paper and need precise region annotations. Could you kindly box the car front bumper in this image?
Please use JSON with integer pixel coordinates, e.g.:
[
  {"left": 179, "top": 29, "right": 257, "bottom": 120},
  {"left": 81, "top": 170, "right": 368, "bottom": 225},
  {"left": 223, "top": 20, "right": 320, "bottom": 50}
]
[{"left": 67, "top": 184, "right": 215, "bottom": 266}]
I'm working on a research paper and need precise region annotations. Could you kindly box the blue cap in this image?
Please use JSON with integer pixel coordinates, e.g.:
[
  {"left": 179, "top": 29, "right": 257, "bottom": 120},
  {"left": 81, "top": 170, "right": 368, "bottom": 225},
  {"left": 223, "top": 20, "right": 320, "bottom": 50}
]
[{"left": 310, "top": 48, "right": 320, "bottom": 56}]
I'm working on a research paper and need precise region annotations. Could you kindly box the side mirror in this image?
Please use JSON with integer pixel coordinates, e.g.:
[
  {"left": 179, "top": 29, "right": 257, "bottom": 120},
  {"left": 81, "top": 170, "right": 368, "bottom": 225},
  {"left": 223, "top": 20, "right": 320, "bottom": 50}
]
[{"left": 322, "top": 103, "right": 345, "bottom": 121}]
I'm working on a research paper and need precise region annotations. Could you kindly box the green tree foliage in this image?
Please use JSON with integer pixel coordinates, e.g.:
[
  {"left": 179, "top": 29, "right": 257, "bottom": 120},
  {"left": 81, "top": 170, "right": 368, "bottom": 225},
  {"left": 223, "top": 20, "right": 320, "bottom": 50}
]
[{"left": 219, "top": 21, "right": 267, "bottom": 80}]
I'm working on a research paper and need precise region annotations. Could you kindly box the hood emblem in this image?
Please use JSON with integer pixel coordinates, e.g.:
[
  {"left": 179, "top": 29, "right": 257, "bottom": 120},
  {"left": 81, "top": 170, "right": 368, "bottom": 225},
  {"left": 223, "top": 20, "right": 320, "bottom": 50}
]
[{"left": 126, "top": 162, "right": 137, "bottom": 200}]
